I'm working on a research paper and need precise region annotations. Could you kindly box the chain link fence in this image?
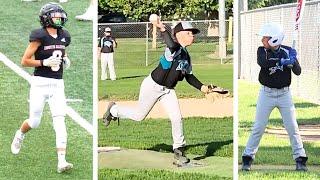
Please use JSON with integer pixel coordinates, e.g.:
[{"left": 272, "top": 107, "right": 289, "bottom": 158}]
[
  {"left": 240, "top": 0, "right": 320, "bottom": 104},
  {"left": 98, "top": 20, "right": 233, "bottom": 68}
]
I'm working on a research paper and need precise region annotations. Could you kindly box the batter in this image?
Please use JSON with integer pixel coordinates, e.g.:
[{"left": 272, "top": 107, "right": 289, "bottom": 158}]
[{"left": 241, "top": 23, "right": 308, "bottom": 171}]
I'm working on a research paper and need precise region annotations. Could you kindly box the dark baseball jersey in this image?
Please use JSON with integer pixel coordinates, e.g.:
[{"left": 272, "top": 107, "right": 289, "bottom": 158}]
[
  {"left": 151, "top": 29, "right": 203, "bottom": 89},
  {"left": 99, "top": 36, "right": 116, "bottom": 53},
  {"left": 257, "top": 45, "right": 301, "bottom": 89},
  {"left": 30, "top": 28, "right": 71, "bottom": 79}
]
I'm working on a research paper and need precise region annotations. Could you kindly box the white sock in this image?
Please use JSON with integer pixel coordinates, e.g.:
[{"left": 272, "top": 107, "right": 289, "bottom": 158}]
[
  {"left": 17, "top": 129, "right": 25, "bottom": 137},
  {"left": 58, "top": 151, "right": 66, "bottom": 164}
]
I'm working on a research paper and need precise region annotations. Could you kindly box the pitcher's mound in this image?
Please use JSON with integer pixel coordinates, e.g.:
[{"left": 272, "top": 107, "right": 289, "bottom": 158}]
[{"left": 99, "top": 148, "right": 233, "bottom": 178}]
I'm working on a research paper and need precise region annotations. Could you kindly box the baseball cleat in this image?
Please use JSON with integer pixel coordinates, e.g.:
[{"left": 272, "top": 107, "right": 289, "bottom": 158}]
[
  {"left": 102, "top": 102, "right": 119, "bottom": 127},
  {"left": 173, "top": 147, "right": 190, "bottom": 167},
  {"left": 241, "top": 156, "right": 253, "bottom": 171},
  {"left": 295, "top": 156, "right": 308, "bottom": 171},
  {"left": 57, "top": 161, "right": 73, "bottom": 173},
  {"left": 11, "top": 130, "right": 25, "bottom": 155}
]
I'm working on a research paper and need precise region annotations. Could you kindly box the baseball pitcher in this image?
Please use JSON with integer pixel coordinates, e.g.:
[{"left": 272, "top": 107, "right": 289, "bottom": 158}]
[{"left": 102, "top": 17, "right": 215, "bottom": 166}]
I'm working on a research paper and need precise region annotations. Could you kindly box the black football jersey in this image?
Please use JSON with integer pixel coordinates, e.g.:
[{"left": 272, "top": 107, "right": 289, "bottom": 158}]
[
  {"left": 30, "top": 28, "right": 71, "bottom": 79},
  {"left": 98, "top": 36, "right": 116, "bottom": 53}
]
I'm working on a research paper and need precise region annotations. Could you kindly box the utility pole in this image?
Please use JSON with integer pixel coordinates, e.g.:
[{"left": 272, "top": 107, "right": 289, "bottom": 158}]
[{"left": 219, "top": 0, "right": 227, "bottom": 63}]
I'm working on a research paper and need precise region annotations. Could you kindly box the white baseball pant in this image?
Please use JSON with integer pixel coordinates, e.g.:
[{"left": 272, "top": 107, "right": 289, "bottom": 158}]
[
  {"left": 111, "top": 75, "right": 186, "bottom": 149},
  {"left": 26, "top": 76, "right": 67, "bottom": 149},
  {"left": 243, "top": 86, "right": 306, "bottom": 160},
  {"left": 101, "top": 52, "right": 116, "bottom": 80}
]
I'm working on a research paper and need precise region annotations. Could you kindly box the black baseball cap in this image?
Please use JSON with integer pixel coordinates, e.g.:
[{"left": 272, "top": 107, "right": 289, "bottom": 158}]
[{"left": 173, "top": 22, "right": 200, "bottom": 35}]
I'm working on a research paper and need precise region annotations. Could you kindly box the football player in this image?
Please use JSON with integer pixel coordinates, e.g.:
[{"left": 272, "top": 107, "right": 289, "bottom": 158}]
[{"left": 11, "top": 2, "right": 73, "bottom": 173}]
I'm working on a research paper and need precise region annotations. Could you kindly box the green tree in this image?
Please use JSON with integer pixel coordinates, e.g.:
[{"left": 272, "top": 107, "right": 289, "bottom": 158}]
[
  {"left": 99, "top": 0, "right": 233, "bottom": 21},
  {"left": 249, "top": 0, "right": 296, "bottom": 10}
]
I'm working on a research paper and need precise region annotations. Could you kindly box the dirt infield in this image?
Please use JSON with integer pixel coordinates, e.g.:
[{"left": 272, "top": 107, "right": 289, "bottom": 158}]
[
  {"left": 98, "top": 97, "right": 233, "bottom": 119},
  {"left": 266, "top": 125, "right": 320, "bottom": 141}
]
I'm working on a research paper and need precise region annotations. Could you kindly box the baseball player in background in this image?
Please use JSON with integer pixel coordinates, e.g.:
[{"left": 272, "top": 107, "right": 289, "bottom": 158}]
[
  {"left": 98, "top": 27, "right": 117, "bottom": 81},
  {"left": 241, "top": 23, "right": 308, "bottom": 171},
  {"left": 102, "top": 17, "right": 214, "bottom": 166},
  {"left": 11, "top": 2, "right": 73, "bottom": 173}
]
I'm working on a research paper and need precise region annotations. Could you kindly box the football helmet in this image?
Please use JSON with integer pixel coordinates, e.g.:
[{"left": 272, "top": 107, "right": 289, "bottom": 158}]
[{"left": 39, "top": 2, "right": 68, "bottom": 29}]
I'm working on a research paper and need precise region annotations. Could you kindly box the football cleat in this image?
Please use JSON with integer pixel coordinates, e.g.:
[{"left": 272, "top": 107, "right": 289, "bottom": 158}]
[
  {"left": 57, "top": 161, "right": 73, "bottom": 173},
  {"left": 11, "top": 130, "right": 25, "bottom": 155}
]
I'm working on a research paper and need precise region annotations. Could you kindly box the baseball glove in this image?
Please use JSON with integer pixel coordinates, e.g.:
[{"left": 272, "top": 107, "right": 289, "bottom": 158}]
[{"left": 205, "top": 84, "right": 229, "bottom": 102}]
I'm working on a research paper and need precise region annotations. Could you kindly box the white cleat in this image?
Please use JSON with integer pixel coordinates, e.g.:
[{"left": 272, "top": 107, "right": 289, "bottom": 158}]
[
  {"left": 57, "top": 161, "right": 73, "bottom": 173},
  {"left": 11, "top": 131, "right": 25, "bottom": 155}
]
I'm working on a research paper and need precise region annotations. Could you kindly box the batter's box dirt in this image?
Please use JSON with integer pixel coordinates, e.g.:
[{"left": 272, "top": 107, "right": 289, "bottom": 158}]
[
  {"left": 98, "top": 148, "right": 233, "bottom": 178},
  {"left": 265, "top": 124, "right": 320, "bottom": 141}
]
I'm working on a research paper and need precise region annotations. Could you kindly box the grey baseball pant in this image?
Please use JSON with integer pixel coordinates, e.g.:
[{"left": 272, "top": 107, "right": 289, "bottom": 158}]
[
  {"left": 111, "top": 75, "right": 186, "bottom": 149},
  {"left": 243, "top": 86, "right": 306, "bottom": 160}
]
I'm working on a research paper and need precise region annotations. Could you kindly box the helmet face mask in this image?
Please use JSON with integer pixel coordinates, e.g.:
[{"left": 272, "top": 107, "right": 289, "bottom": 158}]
[{"left": 39, "top": 2, "right": 68, "bottom": 29}]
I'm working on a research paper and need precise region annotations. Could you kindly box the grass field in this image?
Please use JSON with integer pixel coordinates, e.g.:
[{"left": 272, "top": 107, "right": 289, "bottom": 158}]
[
  {"left": 98, "top": 39, "right": 233, "bottom": 100},
  {"left": 238, "top": 80, "right": 320, "bottom": 179},
  {"left": 0, "top": 1, "right": 92, "bottom": 179}
]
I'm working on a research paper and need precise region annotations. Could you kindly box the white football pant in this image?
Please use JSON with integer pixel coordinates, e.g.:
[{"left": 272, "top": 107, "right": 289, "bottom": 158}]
[{"left": 26, "top": 76, "right": 67, "bottom": 149}]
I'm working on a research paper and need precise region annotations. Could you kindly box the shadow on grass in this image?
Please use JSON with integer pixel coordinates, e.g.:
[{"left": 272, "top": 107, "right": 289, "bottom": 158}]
[
  {"left": 117, "top": 75, "right": 147, "bottom": 80},
  {"left": 147, "top": 140, "right": 233, "bottom": 160}
]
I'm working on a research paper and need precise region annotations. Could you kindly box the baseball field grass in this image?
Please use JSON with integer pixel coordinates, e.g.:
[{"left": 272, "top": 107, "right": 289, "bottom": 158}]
[
  {"left": 0, "top": 1, "right": 92, "bottom": 179},
  {"left": 238, "top": 80, "right": 320, "bottom": 179}
]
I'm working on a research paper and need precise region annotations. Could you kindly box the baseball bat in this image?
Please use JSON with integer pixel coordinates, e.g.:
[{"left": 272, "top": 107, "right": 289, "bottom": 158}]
[{"left": 292, "top": 0, "right": 305, "bottom": 49}]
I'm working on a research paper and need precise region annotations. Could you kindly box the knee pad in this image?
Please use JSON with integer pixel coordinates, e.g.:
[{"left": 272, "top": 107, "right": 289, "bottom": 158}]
[
  {"left": 26, "top": 118, "right": 41, "bottom": 129},
  {"left": 53, "top": 116, "right": 67, "bottom": 149}
]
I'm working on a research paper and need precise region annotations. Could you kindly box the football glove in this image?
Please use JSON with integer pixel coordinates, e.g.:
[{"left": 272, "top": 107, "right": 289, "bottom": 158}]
[
  {"left": 42, "top": 56, "right": 61, "bottom": 67},
  {"left": 63, "top": 56, "right": 71, "bottom": 69}
]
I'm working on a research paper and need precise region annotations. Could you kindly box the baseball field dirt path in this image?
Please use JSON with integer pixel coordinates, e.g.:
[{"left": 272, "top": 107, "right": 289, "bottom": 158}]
[
  {"left": 98, "top": 97, "right": 233, "bottom": 119},
  {"left": 266, "top": 124, "right": 320, "bottom": 141}
]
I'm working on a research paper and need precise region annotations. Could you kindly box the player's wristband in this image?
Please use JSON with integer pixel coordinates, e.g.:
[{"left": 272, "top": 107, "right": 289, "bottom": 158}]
[{"left": 40, "top": 60, "right": 44, "bottom": 66}]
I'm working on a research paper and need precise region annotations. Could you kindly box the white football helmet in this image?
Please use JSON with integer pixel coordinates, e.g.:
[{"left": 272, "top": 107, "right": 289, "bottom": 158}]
[{"left": 258, "top": 23, "right": 284, "bottom": 46}]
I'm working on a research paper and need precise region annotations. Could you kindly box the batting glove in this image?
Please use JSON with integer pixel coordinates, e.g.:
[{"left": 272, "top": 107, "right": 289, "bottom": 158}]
[
  {"left": 63, "top": 56, "right": 71, "bottom": 69},
  {"left": 289, "top": 48, "right": 297, "bottom": 61},
  {"left": 280, "top": 58, "right": 295, "bottom": 66},
  {"left": 42, "top": 56, "right": 61, "bottom": 67}
]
